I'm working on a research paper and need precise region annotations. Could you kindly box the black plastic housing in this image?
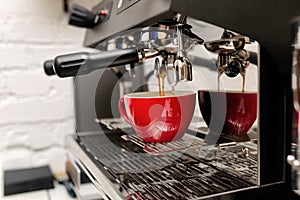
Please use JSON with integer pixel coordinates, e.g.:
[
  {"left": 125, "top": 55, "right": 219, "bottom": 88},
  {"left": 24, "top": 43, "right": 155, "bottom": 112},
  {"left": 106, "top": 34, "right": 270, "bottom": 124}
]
[{"left": 53, "top": 48, "right": 139, "bottom": 78}]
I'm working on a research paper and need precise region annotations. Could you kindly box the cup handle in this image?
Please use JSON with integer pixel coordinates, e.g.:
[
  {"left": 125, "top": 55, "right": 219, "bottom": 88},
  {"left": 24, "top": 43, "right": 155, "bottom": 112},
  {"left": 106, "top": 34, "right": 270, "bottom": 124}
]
[{"left": 118, "top": 96, "right": 131, "bottom": 124}]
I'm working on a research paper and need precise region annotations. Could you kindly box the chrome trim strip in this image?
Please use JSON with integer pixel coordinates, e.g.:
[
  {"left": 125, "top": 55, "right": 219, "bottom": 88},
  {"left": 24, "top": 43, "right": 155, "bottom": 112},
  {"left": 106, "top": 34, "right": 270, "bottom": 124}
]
[{"left": 66, "top": 136, "right": 125, "bottom": 200}]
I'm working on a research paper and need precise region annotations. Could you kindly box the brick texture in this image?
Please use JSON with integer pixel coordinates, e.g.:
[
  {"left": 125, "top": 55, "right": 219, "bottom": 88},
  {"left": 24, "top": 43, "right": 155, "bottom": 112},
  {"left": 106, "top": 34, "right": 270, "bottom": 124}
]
[{"left": 0, "top": 0, "right": 98, "bottom": 182}]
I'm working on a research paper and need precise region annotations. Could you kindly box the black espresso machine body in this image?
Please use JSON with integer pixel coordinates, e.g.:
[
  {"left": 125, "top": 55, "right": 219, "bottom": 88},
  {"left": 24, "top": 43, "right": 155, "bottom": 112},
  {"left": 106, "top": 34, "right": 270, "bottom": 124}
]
[{"left": 43, "top": 0, "right": 300, "bottom": 199}]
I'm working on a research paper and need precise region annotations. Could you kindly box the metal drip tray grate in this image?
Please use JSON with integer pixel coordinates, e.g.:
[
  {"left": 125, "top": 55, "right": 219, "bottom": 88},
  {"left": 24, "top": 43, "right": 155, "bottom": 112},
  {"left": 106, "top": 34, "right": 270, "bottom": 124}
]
[
  {"left": 79, "top": 131, "right": 257, "bottom": 199},
  {"left": 79, "top": 133, "right": 196, "bottom": 174},
  {"left": 197, "top": 145, "right": 258, "bottom": 184},
  {"left": 121, "top": 161, "right": 254, "bottom": 199},
  {"left": 121, "top": 134, "right": 203, "bottom": 155}
]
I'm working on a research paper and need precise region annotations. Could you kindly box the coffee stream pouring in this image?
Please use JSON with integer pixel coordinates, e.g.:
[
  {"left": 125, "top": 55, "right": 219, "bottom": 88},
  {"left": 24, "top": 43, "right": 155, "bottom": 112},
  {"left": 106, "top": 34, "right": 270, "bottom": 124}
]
[
  {"left": 152, "top": 14, "right": 194, "bottom": 95},
  {"left": 204, "top": 30, "right": 254, "bottom": 91}
]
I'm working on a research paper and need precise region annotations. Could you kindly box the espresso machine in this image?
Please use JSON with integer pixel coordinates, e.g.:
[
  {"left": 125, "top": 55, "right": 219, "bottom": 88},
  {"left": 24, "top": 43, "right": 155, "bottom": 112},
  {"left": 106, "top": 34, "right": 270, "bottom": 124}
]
[{"left": 43, "top": 0, "right": 300, "bottom": 199}]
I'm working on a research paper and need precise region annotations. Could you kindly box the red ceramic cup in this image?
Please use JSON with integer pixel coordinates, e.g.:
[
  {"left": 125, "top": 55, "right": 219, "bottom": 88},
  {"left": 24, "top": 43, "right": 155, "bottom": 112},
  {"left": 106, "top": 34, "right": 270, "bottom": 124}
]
[
  {"left": 198, "top": 90, "right": 257, "bottom": 135},
  {"left": 118, "top": 91, "right": 196, "bottom": 143}
]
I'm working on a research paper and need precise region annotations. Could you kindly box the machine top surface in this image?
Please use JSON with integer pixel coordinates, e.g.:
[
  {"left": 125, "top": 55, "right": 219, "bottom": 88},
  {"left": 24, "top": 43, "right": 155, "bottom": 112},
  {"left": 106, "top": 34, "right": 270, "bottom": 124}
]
[{"left": 85, "top": 0, "right": 300, "bottom": 70}]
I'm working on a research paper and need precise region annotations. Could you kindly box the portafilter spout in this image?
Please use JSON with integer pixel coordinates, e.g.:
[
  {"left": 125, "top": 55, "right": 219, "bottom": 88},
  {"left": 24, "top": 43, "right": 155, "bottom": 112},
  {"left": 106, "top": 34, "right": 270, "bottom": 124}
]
[
  {"left": 204, "top": 30, "right": 255, "bottom": 78},
  {"left": 173, "top": 22, "right": 193, "bottom": 83},
  {"left": 155, "top": 15, "right": 199, "bottom": 87}
]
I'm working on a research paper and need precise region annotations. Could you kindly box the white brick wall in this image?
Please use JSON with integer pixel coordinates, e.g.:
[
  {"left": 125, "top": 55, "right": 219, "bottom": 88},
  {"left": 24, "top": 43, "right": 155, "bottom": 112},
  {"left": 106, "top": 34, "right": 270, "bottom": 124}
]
[{"left": 0, "top": 0, "right": 98, "bottom": 182}]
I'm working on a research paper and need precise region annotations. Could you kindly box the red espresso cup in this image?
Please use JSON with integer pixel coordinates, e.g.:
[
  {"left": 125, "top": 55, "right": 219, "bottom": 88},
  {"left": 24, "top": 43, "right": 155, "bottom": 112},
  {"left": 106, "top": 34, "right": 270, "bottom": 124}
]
[
  {"left": 118, "top": 91, "right": 196, "bottom": 143},
  {"left": 198, "top": 90, "right": 257, "bottom": 135}
]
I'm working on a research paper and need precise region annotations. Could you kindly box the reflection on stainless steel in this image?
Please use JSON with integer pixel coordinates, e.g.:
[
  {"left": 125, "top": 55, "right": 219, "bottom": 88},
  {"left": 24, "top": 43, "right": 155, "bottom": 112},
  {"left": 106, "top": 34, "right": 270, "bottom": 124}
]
[
  {"left": 78, "top": 128, "right": 257, "bottom": 199},
  {"left": 121, "top": 134, "right": 203, "bottom": 155},
  {"left": 204, "top": 30, "right": 252, "bottom": 80},
  {"left": 154, "top": 58, "right": 161, "bottom": 95},
  {"left": 173, "top": 22, "right": 193, "bottom": 83},
  {"left": 242, "top": 147, "right": 250, "bottom": 157},
  {"left": 204, "top": 36, "right": 247, "bottom": 54}
]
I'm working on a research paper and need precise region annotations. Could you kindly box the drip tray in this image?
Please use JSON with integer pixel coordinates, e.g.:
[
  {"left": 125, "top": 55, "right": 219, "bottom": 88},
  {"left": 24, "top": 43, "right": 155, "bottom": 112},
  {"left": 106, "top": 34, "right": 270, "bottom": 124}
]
[
  {"left": 188, "top": 126, "right": 257, "bottom": 143},
  {"left": 121, "top": 163, "right": 253, "bottom": 200},
  {"left": 78, "top": 131, "right": 258, "bottom": 199},
  {"left": 121, "top": 134, "right": 203, "bottom": 155}
]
